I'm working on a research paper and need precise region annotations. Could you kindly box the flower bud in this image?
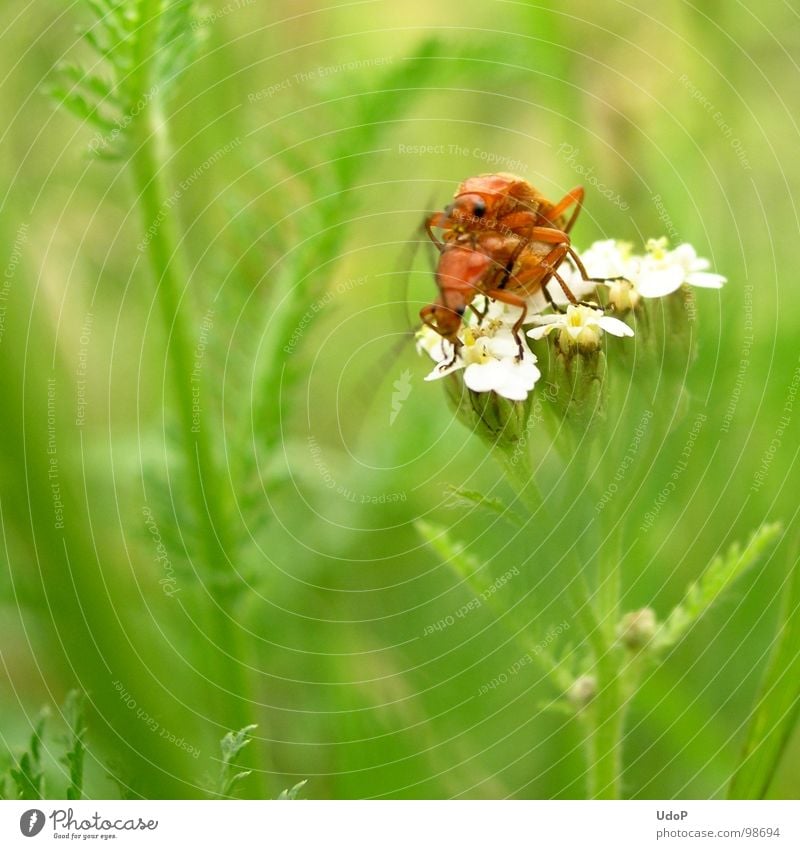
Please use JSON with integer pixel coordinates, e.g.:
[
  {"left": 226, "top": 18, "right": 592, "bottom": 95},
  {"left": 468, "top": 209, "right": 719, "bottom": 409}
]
[
  {"left": 417, "top": 301, "right": 543, "bottom": 447},
  {"left": 617, "top": 607, "right": 657, "bottom": 650},
  {"left": 536, "top": 339, "right": 607, "bottom": 433},
  {"left": 558, "top": 323, "right": 601, "bottom": 355},
  {"left": 568, "top": 675, "right": 597, "bottom": 709},
  {"left": 607, "top": 278, "right": 641, "bottom": 313},
  {"left": 442, "top": 375, "right": 532, "bottom": 447}
]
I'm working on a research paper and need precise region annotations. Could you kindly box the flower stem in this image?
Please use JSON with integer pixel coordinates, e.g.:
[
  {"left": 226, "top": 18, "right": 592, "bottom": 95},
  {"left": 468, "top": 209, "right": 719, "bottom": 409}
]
[
  {"left": 584, "top": 521, "right": 626, "bottom": 798},
  {"left": 585, "top": 647, "right": 625, "bottom": 798},
  {"left": 128, "top": 0, "right": 258, "bottom": 778},
  {"left": 494, "top": 432, "right": 626, "bottom": 799}
]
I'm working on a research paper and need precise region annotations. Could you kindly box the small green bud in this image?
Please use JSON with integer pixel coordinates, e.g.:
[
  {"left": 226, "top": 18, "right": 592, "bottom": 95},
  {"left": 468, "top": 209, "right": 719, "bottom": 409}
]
[{"left": 558, "top": 323, "right": 602, "bottom": 355}]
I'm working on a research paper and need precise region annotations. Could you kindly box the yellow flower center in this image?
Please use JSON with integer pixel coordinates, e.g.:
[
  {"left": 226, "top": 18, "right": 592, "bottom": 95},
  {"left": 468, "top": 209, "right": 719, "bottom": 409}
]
[
  {"left": 646, "top": 236, "right": 669, "bottom": 260},
  {"left": 567, "top": 306, "right": 587, "bottom": 327}
]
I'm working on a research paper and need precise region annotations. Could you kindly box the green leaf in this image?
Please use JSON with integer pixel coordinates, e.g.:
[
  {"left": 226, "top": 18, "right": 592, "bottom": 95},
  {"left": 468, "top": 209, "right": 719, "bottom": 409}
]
[
  {"left": 329, "top": 37, "right": 443, "bottom": 190},
  {"left": 728, "top": 531, "right": 798, "bottom": 799},
  {"left": 9, "top": 710, "right": 48, "bottom": 800},
  {"left": 216, "top": 724, "right": 257, "bottom": 798},
  {"left": 655, "top": 522, "right": 782, "bottom": 651},
  {"left": 60, "top": 690, "right": 88, "bottom": 801},
  {"left": 277, "top": 779, "right": 307, "bottom": 800},
  {"left": 48, "top": 86, "right": 118, "bottom": 131},
  {"left": 57, "top": 63, "right": 118, "bottom": 104},
  {"left": 55, "top": 0, "right": 201, "bottom": 154},
  {"left": 415, "top": 519, "right": 483, "bottom": 587},
  {"left": 415, "top": 519, "right": 576, "bottom": 689},
  {"left": 442, "top": 484, "right": 524, "bottom": 528}
]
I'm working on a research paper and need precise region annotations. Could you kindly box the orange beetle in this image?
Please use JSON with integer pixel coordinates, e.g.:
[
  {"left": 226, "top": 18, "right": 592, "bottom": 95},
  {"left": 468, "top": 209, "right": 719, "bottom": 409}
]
[{"left": 421, "top": 173, "right": 603, "bottom": 357}]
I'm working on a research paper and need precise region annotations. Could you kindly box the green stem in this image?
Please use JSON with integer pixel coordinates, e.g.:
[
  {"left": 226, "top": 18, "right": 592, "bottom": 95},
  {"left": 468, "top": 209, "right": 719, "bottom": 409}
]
[
  {"left": 494, "top": 434, "right": 626, "bottom": 799},
  {"left": 128, "top": 0, "right": 260, "bottom": 787},
  {"left": 584, "top": 648, "right": 625, "bottom": 798},
  {"left": 598, "top": 529, "right": 622, "bottom": 638},
  {"left": 584, "top": 517, "right": 626, "bottom": 799}
]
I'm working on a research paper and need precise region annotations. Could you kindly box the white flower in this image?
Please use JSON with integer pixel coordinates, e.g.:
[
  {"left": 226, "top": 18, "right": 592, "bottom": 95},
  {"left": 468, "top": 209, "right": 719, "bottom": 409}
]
[
  {"left": 527, "top": 304, "right": 633, "bottom": 351},
  {"left": 633, "top": 237, "right": 726, "bottom": 298},
  {"left": 666, "top": 242, "right": 727, "bottom": 289},
  {"left": 563, "top": 237, "right": 726, "bottom": 304},
  {"left": 418, "top": 322, "right": 541, "bottom": 401},
  {"left": 571, "top": 239, "right": 636, "bottom": 281},
  {"left": 565, "top": 239, "right": 639, "bottom": 311}
]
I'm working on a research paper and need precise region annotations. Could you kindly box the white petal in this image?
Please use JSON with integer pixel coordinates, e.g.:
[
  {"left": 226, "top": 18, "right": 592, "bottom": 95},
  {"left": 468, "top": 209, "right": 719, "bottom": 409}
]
[
  {"left": 416, "top": 327, "right": 453, "bottom": 362},
  {"left": 669, "top": 243, "right": 699, "bottom": 266},
  {"left": 424, "top": 358, "right": 463, "bottom": 381},
  {"left": 523, "top": 290, "right": 549, "bottom": 317},
  {"left": 576, "top": 239, "right": 635, "bottom": 280},
  {"left": 527, "top": 324, "right": 557, "bottom": 340},
  {"left": 463, "top": 359, "right": 506, "bottom": 393},
  {"left": 548, "top": 279, "right": 597, "bottom": 305},
  {"left": 565, "top": 324, "right": 585, "bottom": 340},
  {"left": 686, "top": 271, "right": 726, "bottom": 289},
  {"left": 485, "top": 331, "right": 520, "bottom": 359},
  {"left": 635, "top": 265, "right": 685, "bottom": 298},
  {"left": 528, "top": 312, "right": 564, "bottom": 327},
  {"left": 598, "top": 315, "right": 634, "bottom": 337},
  {"left": 495, "top": 361, "right": 541, "bottom": 400}
]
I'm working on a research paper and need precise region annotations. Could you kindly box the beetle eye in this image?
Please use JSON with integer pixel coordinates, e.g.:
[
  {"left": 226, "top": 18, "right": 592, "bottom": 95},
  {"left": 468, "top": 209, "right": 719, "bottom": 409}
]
[{"left": 472, "top": 199, "right": 486, "bottom": 218}]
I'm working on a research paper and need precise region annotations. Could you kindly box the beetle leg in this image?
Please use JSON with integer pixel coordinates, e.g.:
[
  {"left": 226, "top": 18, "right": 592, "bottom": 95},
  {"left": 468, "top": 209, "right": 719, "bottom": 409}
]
[
  {"left": 550, "top": 268, "right": 580, "bottom": 304},
  {"left": 566, "top": 247, "right": 632, "bottom": 307},
  {"left": 484, "top": 287, "right": 528, "bottom": 360},
  {"left": 548, "top": 186, "right": 585, "bottom": 233},
  {"left": 419, "top": 303, "right": 438, "bottom": 331},
  {"left": 541, "top": 279, "right": 566, "bottom": 313},
  {"left": 470, "top": 299, "right": 488, "bottom": 324},
  {"left": 506, "top": 240, "right": 577, "bottom": 303},
  {"left": 421, "top": 304, "right": 462, "bottom": 369},
  {"left": 569, "top": 245, "right": 630, "bottom": 285},
  {"left": 424, "top": 213, "right": 445, "bottom": 253}
]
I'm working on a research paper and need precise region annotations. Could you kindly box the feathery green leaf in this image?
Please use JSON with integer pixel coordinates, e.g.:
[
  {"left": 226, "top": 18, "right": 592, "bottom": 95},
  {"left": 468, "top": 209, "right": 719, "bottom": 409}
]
[
  {"left": 277, "top": 779, "right": 307, "bottom": 800},
  {"left": 60, "top": 691, "right": 88, "bottom": 801},
  {"left": 9, "top": 710, "right": 48, "bottom": 800},
  {"left": 216, "top": 724, "right": 257, "bottom": 798},
  {"left": 656, "top": 522, "right": 782, "bottom": 651}
]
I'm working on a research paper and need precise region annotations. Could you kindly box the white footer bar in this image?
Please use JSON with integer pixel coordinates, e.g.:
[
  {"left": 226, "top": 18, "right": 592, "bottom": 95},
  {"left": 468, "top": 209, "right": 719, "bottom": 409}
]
[{"left": 3, "top": 800, "right": 797, "bottom": 848}]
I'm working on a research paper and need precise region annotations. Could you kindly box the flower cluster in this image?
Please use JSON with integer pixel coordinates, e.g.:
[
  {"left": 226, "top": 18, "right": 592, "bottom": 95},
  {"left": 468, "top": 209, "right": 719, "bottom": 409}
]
[
  {"left": 418, "top": 238, "right": 726, "bottom": 403},
  {"left": 577, "top": 237, "right": 726, "bottom": 310},
  {"left": 417, "top": 305, "right": 540, "bottom": 401}
]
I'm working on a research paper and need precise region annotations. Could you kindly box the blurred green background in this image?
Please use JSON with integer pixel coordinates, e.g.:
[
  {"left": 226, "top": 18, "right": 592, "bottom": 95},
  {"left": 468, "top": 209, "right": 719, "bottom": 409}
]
[{"left": 0, "top": 0, "right": 798, "bottom": 799}]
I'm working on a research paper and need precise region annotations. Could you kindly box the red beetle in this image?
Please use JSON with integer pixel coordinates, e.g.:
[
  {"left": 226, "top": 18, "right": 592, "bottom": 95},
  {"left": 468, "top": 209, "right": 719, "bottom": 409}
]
[{"left": 421, "top": 173, "right": 604, "bottom": 357}]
